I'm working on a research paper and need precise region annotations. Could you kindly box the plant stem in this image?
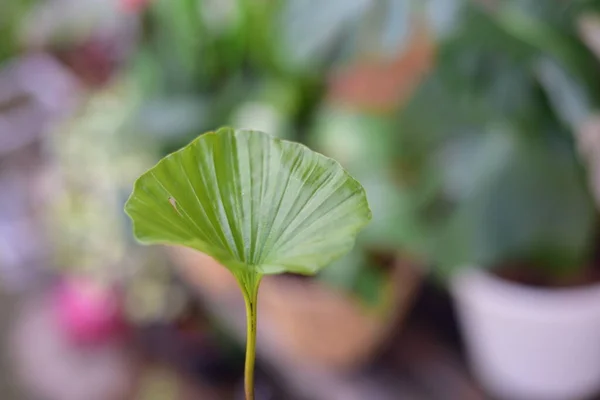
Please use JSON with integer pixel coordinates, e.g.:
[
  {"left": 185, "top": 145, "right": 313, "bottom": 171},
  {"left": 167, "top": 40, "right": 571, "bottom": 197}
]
[
  {"left": 236, "top": 271, "right": 262, "bottom": 400},
  {"left": 243, "top": 286, "right": 258, "bottom": 400}
]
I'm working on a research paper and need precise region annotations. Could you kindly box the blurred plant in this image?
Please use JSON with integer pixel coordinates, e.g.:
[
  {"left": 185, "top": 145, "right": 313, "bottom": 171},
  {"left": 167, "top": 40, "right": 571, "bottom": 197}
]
[
  {"left": 43, "top": 80, "right": 191, "bottom": 327},
  {"left": 124, "top": 128, "right": 371, "bottom": 399},
  {"left": 125, "top": 0, "right": 432, "bottom": 307},
  {"left": 396, "top": 1, "right": 600, "bottom": 282},
  {"left": 22, "top": 0, "right": 138, "bottom": 86},
  {"left": 129, "top": 0, "right": 429, "bottom": 152},
  {"left": 46, "top": 81, "right": 143, "bottom": 280},
  {"left": 0, "top": 0, "right": 34, "bottom": 64}
]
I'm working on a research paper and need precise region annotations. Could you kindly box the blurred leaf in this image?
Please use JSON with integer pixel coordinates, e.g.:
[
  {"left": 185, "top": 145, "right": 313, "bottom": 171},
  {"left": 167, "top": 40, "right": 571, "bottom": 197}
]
[
  {"left": 125, "top": 128, "right": 371, "bottom": 276},
  {"left": 463, "top": 132, "right": 596, "bottom": 274},
  {"left": 309, "top": 106, "right": 396, "bottom": 173},
  {"left": 0, "top": 0, "right": 33, "bottom": 63},
  {"left": 318, "top": 246, "right": 366, "bottom": 291},
  {"left": 136, "top": 96, "right": 210, "bottom": 140},
  {"left": 576, "top": 0, "right": 600, "bottom": 14},
  {"left": 344, "top": 0, "right": 413, "bottom": 60},
  {"left": 318, "top": 246, "right": 387, "bottom": 308},
  {"left": 374, "top": 0, "right": 413, "bottom": 57},
  {"left": 535, "top": 56, "right": 594, "bottom": 129},
  {"left": 422, "top": 0, "right": 465, "bottom": 39},
  {"left": 309, "top": 106, "right": 411, "bottom": 248},
  {"left": 149, "top": 0, "right": 245, "bottom": 90},
  {"left": 434, "top": 6, "right": 539, "bottom": 121},
  {"left": 352, "top": 260, "right": 387, "bottom": 307},
  {"left": 356, "top": 175, "right": 410, "bottom": 248},
  {"left": 406, "top": 125, "right": 596, "bottom": 277},
  {"left": 434, "top": 129, "right": 514, "bottom": 203},
  {"left": 229, "top": 79, "right": 301, "bottom": 139},
  {"left": 276, "top": 0, "right": 372, "bottom": 73},
  {"left": 149, "top": 0, "right": 206, "bottom": 89},
  {"left": 230, "top": 101, "right": 291, "bottom": 139},
  {"left": 492, "top": 0, "right": 600, "bottom": 106},
  {"left": 396, "top": 71, "right": 505, "bottom": 177},
  {"left": 578, "top": 13, "right": 600, "bottom": 61},
  {"left": 199, "top": 0, "right": 242, "bottom": 36},
  {"left": 128, "top": 49, "right": 164, "bottom": 97}
]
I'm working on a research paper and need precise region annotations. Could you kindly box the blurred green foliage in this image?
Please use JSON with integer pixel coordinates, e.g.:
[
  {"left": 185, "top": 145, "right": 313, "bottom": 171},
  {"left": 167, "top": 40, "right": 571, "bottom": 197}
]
[
  {"left": 130, "top": 0, "right": 425, "bottom": 150},
  {"left": 0, "top": 0, "right": 33, "bottom": 63},
  {"left": 129, "top": 0, "right": 600, "bottom": 288},
  {"left": 8, "top": 0, "right": 600, "bottom": 301},
  {"left": 127, "top": 0, "right": 427, "bottom": 304},
  {"left": 397, "top": 1, "right": 600, "bottom": 279}
]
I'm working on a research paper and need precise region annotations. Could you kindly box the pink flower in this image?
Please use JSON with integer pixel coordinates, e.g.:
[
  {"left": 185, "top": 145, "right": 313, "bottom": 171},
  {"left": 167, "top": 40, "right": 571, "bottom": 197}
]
[
  {"left": 55, "top": 277, "right": 126, "bottom": 345},
  {"left": 120, "top": 0, "right": 150, "bottom": 13}
]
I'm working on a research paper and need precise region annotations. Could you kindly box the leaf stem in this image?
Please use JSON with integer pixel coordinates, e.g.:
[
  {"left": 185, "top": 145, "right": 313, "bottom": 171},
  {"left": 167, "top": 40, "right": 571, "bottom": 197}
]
[{"left": 235, "top": 271, "right": 262, "bottom": 400}]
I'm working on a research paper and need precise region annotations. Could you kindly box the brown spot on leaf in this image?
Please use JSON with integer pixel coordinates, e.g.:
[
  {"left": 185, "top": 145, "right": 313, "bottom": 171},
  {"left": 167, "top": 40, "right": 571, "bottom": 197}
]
[{"left": 169, "top": 197, "right": 178, "bottom": 211}]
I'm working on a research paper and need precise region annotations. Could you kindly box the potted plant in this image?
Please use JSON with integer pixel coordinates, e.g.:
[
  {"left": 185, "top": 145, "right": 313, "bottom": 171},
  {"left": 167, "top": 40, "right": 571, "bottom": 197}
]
[
  {"left": 124, "top": 127, "right": 372, "bottom": 399},
  {"left": 396, "top": 2, "right": 600, "bottom": 399},
  {"left": 170, "top": 243, "right": 420, "bottom": 373}
]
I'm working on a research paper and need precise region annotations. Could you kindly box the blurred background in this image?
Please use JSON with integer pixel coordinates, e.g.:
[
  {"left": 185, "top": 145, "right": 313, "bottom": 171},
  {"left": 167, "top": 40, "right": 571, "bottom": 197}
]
[{"left": 3, "top": 0, "right": 600, "bottom": 399}]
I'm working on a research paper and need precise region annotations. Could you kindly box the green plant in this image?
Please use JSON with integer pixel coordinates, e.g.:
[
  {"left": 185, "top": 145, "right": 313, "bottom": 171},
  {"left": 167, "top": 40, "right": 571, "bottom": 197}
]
[
  {"left": 130, "top": 0, "right": 426, "bottom": 152},
  {"left": 124, "top": 127, "right": 371, "bottom": 399},
  {"left": 395, "top": 1, "right": 600, "bottom": 281},
  {"left": 0, "top": 0, "right": 34, "bottom": 64}
]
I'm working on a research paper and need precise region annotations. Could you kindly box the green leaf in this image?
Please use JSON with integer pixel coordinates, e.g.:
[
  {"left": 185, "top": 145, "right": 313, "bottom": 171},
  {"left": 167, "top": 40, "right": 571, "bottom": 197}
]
[{"left": 124, "top": 128, "right": 371, "bottom": 276}]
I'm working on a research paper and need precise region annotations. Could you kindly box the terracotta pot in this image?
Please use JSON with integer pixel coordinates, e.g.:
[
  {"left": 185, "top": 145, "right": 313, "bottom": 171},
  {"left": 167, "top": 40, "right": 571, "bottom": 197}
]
[
  {"left": 169, "top": 247, "right": 421, "bottom": 371},
  {"left": 451, "top": 268, "right": 600, "bottom": 400},
  {"left": 327, "top": 25, "right": 434, "bottom": 114}
]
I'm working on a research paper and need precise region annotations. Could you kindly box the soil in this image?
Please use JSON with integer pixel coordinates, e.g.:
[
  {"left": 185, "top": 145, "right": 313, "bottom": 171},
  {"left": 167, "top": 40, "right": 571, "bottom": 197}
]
[
  {"left": 494, "top": 261, "right": 600, "bottom": 288},
  {"left": 367, "top": 249, "right": 397, "bottom": 272}
]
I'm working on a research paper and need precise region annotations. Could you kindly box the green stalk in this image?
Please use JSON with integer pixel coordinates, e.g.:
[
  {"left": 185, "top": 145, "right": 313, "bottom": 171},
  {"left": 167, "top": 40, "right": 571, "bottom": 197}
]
[{"left": 235, "top": 270, "right": 262, "bottom": 400}]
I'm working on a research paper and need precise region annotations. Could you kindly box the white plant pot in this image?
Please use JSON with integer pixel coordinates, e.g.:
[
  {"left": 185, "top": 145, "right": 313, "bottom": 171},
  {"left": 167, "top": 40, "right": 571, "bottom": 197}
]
[{"left": 451, "top": 268, "right": 600, "bottom": 400}]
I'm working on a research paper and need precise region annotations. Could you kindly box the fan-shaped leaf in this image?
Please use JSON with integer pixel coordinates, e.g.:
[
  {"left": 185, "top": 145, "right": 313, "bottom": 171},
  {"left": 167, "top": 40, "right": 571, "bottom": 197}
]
[{"left": 124, "top": 128, "right": 371, "bottom": 276}]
